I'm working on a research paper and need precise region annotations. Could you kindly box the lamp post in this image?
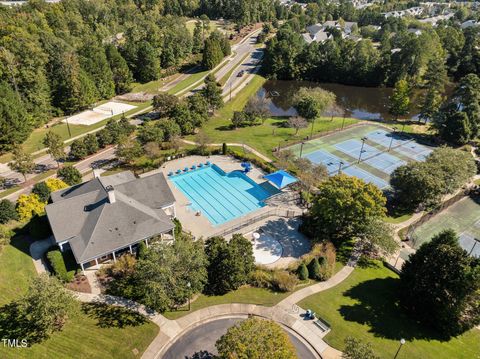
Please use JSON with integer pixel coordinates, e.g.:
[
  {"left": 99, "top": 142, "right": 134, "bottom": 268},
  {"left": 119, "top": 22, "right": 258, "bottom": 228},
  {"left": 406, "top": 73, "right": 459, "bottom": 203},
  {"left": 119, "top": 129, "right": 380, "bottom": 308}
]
[
  {"left": 388, "top": 127, "right": 397, "bottom": 151},
  {"left": 187, "top": 281, "right": 191, "bottom": 311},
  {"left": 401, "top": 122, "right": 406, "bottom": 133},
  {"left": 66, "top": 117, "right": 72, "bottom": 138},
  {"left": 299, "top": 142, "right": 305, "bottom": 158},
  {"left": 310, "top": 118, "right": 315, "bottom": 139},
  {"left": 469, "top": 238, "right": 479, "bottom": 256},
  {"left": 338, "top": 161, "right": 344, "bottom": 174},
  {"left": 342, "top": 108, "right": 349, "bottom": 130},
  {"left": 394, "top": 338, "right": 406, "bottom": 359},
  {"left": 358, "top": 136, "right": 368, "bottom": 163}
]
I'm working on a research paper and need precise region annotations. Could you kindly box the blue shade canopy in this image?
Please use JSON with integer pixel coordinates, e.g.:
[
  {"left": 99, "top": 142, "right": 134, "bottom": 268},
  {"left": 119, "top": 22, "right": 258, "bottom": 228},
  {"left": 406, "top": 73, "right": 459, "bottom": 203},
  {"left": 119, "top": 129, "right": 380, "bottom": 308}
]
[{"left": 264, "top": 170, "right": 298, "bottom": 189}]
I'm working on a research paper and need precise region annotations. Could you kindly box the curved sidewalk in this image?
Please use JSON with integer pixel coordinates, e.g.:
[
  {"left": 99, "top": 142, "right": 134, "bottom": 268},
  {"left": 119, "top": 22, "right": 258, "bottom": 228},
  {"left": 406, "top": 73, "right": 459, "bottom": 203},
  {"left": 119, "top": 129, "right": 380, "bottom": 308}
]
[{"left": 141, "top": 265, "right": 354, "bottom": 359}]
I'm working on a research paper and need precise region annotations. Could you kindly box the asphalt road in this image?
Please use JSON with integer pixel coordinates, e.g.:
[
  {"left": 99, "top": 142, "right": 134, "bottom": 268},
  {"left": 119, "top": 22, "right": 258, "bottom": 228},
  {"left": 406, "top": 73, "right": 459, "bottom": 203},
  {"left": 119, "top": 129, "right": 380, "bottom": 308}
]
[{"left": 162, "top": 317, "right": 317, "bottom": 359}]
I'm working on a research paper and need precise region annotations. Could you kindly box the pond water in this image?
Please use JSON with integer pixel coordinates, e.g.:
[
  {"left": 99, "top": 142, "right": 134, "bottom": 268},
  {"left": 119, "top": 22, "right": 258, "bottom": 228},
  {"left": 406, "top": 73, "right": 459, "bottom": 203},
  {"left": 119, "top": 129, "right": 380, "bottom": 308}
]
[{"left": 256, "top": 80, "right": 425, "bottom": 121}]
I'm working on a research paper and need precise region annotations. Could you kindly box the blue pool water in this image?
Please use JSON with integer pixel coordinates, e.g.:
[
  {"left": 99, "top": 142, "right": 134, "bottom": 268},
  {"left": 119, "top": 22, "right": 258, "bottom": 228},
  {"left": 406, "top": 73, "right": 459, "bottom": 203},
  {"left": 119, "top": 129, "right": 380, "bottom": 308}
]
[{"left": 169, "top": 164, "right": 274, "bottom": 226}]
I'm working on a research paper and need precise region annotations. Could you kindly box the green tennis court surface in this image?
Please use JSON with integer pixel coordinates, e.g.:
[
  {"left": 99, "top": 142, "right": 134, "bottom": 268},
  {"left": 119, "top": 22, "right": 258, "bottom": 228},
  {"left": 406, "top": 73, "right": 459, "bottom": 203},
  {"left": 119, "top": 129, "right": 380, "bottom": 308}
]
[
  {"left": 411, "top": 196, "right": 480, "bottom": 257},
  {"left": 286, "top": 124, "right": 433, "bottom": 189}
]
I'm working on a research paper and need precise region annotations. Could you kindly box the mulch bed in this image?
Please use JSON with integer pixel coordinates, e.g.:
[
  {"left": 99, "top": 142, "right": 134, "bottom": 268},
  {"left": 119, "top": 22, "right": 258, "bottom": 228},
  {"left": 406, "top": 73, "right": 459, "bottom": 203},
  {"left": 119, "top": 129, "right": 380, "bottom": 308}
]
[{"left": 67, "top": 274, "right": 91, "bottom": 293}]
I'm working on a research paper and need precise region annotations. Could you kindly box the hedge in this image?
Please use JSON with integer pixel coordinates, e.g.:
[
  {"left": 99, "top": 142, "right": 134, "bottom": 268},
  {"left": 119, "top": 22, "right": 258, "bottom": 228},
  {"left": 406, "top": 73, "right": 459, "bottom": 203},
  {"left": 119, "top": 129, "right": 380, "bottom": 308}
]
[{"left": 46, "top": 248, "right": 74, "bottom": 282}]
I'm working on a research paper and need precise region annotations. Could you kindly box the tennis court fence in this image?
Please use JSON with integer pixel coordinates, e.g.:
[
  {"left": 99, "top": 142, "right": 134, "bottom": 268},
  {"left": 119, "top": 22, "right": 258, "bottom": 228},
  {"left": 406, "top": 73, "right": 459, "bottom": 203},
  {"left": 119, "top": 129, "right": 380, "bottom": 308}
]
[{"left": 407, "top": 187, "right": 479, "bottom": 247}]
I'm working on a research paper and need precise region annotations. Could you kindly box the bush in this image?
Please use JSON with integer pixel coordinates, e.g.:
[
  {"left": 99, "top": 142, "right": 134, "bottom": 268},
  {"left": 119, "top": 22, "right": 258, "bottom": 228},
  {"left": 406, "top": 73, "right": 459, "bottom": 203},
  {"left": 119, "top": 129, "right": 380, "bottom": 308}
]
[
  {"left": 69, "top": 139, "right": 88, "bottom": 160},
  {"left": 308, "top": 257, "right": 321, "bottom": 280},
  {"left": 249, "top": 268, "right": 273, "bottom": 289},
  {"left": 0, "top": 225, "right": 13, "bottom": 247},
  {"left": 32, "top": 181, "right": 51, "bottom": 202},
  {"left": 109, "top": 254, "right": 136, "bottom": 277},
  {"left": 222, "top": 142, "right": 227, "bottom": 155},
  {"left": 296, "top": 262, "right": 309, "bottom": 280},
  {"left": 57, "top": 165, "right": 82, "bottom": 186},
  {"left": 137, "top": 241, "right": 148, "bottom": 259},
  {"left": 47, "top": 248, "right": 74, "bottom": 282},
  {"left": 0, "top": 199, "right": 18, "bottom": 224},
  {"left": 271, "top": 271, "right": 298, "bottom": 292},
  {"left": 173, "top": 217, "right": 182, "bottom": 239}
]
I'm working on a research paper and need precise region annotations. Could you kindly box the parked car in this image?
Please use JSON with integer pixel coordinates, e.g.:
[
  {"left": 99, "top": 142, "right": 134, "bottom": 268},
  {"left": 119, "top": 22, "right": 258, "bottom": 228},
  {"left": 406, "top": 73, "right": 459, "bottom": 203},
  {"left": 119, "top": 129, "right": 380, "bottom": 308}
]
[{"left": 237, "top": 70, "right": 245, "bottom": 77}]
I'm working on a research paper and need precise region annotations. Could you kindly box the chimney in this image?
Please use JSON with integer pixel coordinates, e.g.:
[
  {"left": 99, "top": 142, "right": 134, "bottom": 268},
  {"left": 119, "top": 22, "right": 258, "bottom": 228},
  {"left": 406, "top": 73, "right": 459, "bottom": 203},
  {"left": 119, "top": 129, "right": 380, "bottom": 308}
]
[
  {"left": 93, "top": 169, "right": 101, "bottom": 178},
  {"left": 106, "top": 185, "right": 116, "bottom": 203}
]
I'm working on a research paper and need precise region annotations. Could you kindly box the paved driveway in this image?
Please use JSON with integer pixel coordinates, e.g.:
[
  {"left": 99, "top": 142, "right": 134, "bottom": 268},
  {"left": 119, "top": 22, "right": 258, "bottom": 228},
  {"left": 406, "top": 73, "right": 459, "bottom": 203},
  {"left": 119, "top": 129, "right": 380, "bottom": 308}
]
[{"left": 162, "top": 316, "right": 317, "bottom": 359}]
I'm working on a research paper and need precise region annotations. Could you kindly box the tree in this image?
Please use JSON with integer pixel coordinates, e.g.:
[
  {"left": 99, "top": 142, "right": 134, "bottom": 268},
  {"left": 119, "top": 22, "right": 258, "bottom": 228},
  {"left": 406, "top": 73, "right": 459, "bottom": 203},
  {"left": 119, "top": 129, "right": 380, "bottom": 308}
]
[
  {"left": 232, "top": 111, "right": 248, "bottom": 129},
  {"left": 201, "top": 74, "right": 224, "bottom": 112},
  {"left": 391, "top": 148, "right": 476, "bottom": 210},
  {"left": 133, "top": 238, "right": 208, "bottom": 312},
  {"left": 216, "top": 318, "right": 298, "bottom": 359},
  {"left": 297, "top": 262, "right": 309, "bottom": 280},
  {"left": 419, "top": 57, "right": 448, "bottom": 123},
  {"left": 389, "top": 79, "right": 410, "bottom": 120},
  {"left": 0, "top": 81, "right": 32, "bottom": 153},
  {"left": 43, "top": 132, "right": 65, "bottom": 168},
  {"left": 20, "top": 273, "right": 79, "bottom": 340},
  {"left": 153, "top": 92, "right": 179, "bottom": 118},
  {"left": 9, "top": 147, "right": 35, "bottom": 182},
  {"left": 57, "top": 165, "right": 82, "bottom": 186},
  {"left": 195, "top": 131, "right": 210, "bottom": 155},
  {"left": 16, "top": 193, "right": 45, "bottom": 222},
  {"left": 157, "top": 119, "right": 181, "bottom": 141},
  {"left": 138, "top": 125, "right": 164, "bottom": 145},
  {"left": 96, "top": 128, "right": 113, "bottom": 148},
  {"left": 287, "top": 116, "right": 308, "bottom": 135},
  {"left": 308, "top": 257, "right": 321, "bottom": 280},
  {"left": 399, "top": 229, "right": 480, "bottom": 336},
  {"left": 293, "top": 87, "right": 336, "bottom": 123},
  {"left": 192, "top": 21, "right": 204, "bottom": 54},
  {"left": 69, "top": 139, "right": 88, "bottom": 160},
  {"left": 343, "top": 337, "right": 379, "bottom": 359},
  {"left": 0, "top": 199, "right": 18, "bottom": 224},
  {"left": 115, "top": 137, "right": 143, "bottom": 165},
  {"left": 202, "top": 38, "right": 224, "bottom": 70},
  {"left": 205, "top": 236, "right": 254, "bottom": 295},
  {"left": 244, "top": 96, "right": 271, "bottom": 124},
  {"left": 105, "top": 44, "right": 133, "bottom": 94},
  {"left": 135, "top": 41, "right": 161, "bottom": 82},
  {"left": 305, "top": 175, "right": 387, "bottom": 247},
  {"left": 83, "top": 134, "right": 99, "bottom": 155}
]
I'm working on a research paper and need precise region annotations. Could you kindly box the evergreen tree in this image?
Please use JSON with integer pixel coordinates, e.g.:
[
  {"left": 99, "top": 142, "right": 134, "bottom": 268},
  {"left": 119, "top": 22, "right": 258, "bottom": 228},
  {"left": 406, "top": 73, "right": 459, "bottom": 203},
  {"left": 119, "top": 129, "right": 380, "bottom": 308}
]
[
  {"left": 57, "top": 165, "right": 82, "bottom": 186},
  {"left": 202, "top": 38, "right": 224, "bottom": 70},
  {"left": 201, "top": 74, "right": 224, "bottom": 112},
  {"left": 136, "top": 41, "right": 161, "bottom": 82},
  {"left": 0, "top": 199, "right": 18, "bottom": 224},
  {"left": 400, "top": 229, "right": 480, "bottom": 336},
  {"left": 192, "top": 21, "right": 203, "bottom": 54},
  {"left": 0, "top": 81, "right": 32, "bottom": 152},
  {"left": 419, "top": 57, "right": 448, "bottom": 123},
  {"left": 297, "top": 262, "right": 309, "bottom": 280},
  {"left": 69, "top": 139, "right": 88, "bottom": 160},
  {"left": 79, "top": 40, "right": 115, "bottom": 99},
  {"left": 105, "top": 44, "right": 133, "bottom": 94},
  {"left": 308, "top": 258, "right": 321, "bottom": 280},
  {"left": 83, "top": 134, "right": 99, "bottom": 155}
]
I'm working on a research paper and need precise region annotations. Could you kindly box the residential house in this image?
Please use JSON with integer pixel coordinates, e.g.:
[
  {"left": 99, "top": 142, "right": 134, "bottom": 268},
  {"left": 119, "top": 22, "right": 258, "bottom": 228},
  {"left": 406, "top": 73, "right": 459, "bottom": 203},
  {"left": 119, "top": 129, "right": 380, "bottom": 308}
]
[{"left": 45, "top": 171, "right": 176, "bottom": 271}]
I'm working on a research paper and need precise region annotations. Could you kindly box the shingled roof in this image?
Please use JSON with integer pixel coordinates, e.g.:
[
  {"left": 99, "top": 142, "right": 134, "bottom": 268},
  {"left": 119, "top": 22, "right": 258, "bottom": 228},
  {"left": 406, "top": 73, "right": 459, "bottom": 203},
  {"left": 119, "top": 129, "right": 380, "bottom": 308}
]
[{"left": 46, "top": 171, "right": 175, "bottom": 263}]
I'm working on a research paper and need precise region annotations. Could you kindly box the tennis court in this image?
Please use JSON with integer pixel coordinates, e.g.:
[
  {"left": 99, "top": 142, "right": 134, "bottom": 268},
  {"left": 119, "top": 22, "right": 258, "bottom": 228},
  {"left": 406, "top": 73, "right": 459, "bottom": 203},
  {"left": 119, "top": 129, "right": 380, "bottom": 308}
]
[
  {"left": 411, "top": 196, "right": 480, "bottom": 257},
  {"left": 64, "top": 101, "right": 137, "bottom": 126},
  {"left": 285, "top": 123, "right": 434, "bottom": 189}
]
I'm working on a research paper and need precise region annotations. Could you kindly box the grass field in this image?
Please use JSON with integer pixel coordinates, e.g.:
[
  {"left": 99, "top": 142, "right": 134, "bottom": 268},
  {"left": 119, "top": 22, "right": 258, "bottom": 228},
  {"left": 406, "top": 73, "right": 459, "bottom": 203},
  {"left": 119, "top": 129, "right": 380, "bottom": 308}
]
[
  {"left": 195, "top": 74, "right": 359, "bottom": 158},
  {"left": 0, "top": 237, "right": 159, "bottom": 358},
  {"left": 167, "top": 69, "right": 210, "bottom": 95},
  {"left": 298, "top": 262, "right": 480, "bottom": 359},
  {"left": 185, "top": 20, "right": 218, "bottom": 35}
]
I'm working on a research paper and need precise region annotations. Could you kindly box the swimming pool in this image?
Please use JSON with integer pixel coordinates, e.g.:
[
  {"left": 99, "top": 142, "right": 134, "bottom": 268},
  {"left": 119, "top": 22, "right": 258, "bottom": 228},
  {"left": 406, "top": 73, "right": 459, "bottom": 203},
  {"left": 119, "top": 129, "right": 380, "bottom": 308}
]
[{"left": 169, "top": 164, "right": 274, "bottom": 226}]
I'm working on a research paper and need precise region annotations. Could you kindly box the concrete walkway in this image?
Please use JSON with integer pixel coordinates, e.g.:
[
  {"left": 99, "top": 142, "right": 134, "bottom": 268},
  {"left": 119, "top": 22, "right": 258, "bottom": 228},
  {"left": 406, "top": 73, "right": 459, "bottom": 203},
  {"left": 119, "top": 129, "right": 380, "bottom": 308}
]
[{"left": 29, "top": 238, "right": 54, "bottom": 274}]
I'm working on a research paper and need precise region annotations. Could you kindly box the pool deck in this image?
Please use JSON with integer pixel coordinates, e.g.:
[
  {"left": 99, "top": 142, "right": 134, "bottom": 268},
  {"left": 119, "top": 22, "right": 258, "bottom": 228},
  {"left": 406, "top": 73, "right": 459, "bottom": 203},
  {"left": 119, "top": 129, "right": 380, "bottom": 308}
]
[{"left": 144, "top": 155, "right": 282, "bottom": 238}]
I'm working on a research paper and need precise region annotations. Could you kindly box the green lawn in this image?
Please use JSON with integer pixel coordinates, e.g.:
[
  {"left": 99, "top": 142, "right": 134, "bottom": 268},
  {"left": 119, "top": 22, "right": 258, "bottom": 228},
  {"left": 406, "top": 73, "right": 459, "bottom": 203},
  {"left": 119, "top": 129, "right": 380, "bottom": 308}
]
[
  {"left": 0, "top": 237, "right": 159, "bottom": 358},
  {"left": 167, "top": 69, "right": 209, "bottom": 95},
  {"left": 194, "top": 74, "right": 358, "bottom": 158},
  {"left": 298, "top": 262, "right": 480, "bottom": 359},
  {"left": 185, "top": 20, "right": 218, "bottom": 35},
  {"left": 384, "top": 213, "right": 413, "bottom": 224}
]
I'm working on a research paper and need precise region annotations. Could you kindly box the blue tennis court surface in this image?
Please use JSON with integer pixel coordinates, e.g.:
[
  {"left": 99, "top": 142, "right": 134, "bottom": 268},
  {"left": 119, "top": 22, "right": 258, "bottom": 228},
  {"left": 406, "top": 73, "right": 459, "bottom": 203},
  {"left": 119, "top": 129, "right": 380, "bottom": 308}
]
[
  {"left": 342, "top": 166, "right": 389, "bottom": 189},
  {"left": 335, "top": 139, "right": 379, "bottom": 159},
  {"left": 305, "top": 150, "right": 347, "bottom": 174},
  {"left": 367, "top": 130, "right": 432, "bottom": 161}
]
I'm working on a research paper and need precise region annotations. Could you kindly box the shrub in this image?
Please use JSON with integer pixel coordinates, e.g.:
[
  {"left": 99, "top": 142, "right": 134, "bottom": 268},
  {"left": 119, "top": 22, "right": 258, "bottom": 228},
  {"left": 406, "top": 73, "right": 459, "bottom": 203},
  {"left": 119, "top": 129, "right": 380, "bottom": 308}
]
[
  {"left": 137, "top": 241, "right": 148, "bottom": 259},
  {"left": 69, "top": 139, "right": 88, "bottom": 160},
  {"left": 45, "top": 178, "right": 68, "bottom": 193},
  {"left": 173, "top": 218, "right": 182, "bottom": 239},
  {"left": 297, "top": 262, "right": 309, "bottom": 280},
  {"left": 0, "top": 199, "right": 18, "bottom": 224},
  {"left": 16, "top": 193, "right": 45, "bottom": 222},
  {"left": 249, "top": 268, "right": 273, "bottom": 289},
  {"left": 32, "top": 181, "right": 51, "bottom": 202},
  {"left": 271, "top": 271, "right": 298, "bottom": 292},
  {"left": 222, "top": 142, "right": 227, "bottom": 155},
  {"left": 47, "top": 249, "right": 74, "bottom": 282},
  {"left": 308, "top": 257, "right": 321, "bottom": 280},
  {"left": 57, "top": 165, "right": 82, "bottom": 186},
  {"left": 0, "top": 225, "right": 13, "bottom": 247},
  {"left": 109, "top": 254, "right": 136, "bottom": 277}
]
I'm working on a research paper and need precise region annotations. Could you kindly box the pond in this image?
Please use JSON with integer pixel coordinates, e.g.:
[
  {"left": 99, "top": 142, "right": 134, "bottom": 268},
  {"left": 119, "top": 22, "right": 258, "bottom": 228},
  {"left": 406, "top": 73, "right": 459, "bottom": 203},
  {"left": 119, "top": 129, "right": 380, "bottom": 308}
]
[{"left": 256, "top": 80, "right": 426, "bottom": 121}]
